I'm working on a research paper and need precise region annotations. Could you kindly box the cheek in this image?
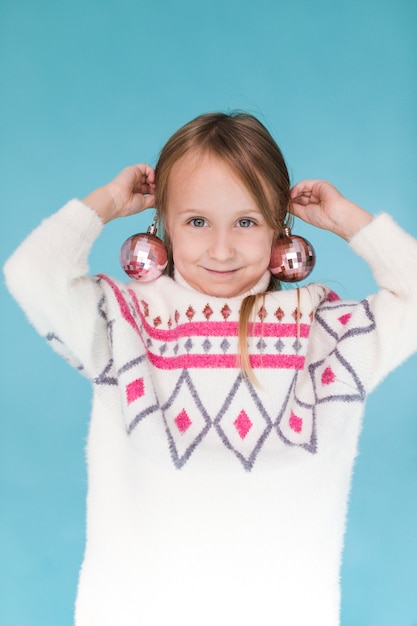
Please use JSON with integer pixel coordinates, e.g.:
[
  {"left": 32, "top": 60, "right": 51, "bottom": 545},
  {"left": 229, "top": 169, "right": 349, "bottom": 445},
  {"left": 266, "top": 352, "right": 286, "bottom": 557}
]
[
  {"left": 170, "top": 230, "right": 198, "bottom": 265},
  {"left": 251, "top": 231, "right": 274, "bottom": 259}
]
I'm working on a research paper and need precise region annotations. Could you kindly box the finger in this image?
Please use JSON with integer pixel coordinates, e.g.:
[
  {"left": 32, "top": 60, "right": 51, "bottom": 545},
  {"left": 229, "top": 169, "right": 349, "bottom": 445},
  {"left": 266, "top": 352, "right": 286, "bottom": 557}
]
[
  {"left": 133, "top": 165, "right": 156, "bottom": 196},
  {"left": 291, "top": 180, "right": 320, "bottom": 199},
  {"left": 145, "top": 165, "right": 155, "bottom": 185},
  {"left": 291, "top": 190, "right": 314, "bottom": 207},
  {"left": 133, "top": 163, "right": 155, "bottom": 182},
  {"left": 135, "top": 181, "right": 155, "bottom": 196},
  {"left": 292, "top": 196, "right": 313, "bottom": 208},
  {"left": 125, "top": 194, "right": 155, "bottom": 217},
  {"left": 142, "top": 194, "right": 156, "bottom": 211}
]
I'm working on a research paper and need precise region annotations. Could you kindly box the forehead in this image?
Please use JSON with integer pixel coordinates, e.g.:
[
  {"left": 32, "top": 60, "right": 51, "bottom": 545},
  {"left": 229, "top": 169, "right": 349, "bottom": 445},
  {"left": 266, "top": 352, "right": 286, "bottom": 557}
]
[
  {"left": 167, "top": 151, "right": 256, "bottom": 201},
  {"left": 169, "top": 150, "right": 231, "bottom": 179}
]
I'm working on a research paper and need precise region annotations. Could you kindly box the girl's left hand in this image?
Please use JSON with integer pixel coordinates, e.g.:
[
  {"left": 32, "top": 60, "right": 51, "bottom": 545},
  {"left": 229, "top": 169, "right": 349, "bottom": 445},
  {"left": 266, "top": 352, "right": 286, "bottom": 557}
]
[{"left": 290, "top": 180, "right": 373, "bottom": 240}]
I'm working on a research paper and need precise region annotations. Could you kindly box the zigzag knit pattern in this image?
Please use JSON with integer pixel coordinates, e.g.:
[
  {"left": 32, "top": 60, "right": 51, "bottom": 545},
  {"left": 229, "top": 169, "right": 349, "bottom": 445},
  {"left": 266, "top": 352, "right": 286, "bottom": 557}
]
[{"left": 77, "top": 275, "right": 375, "bottom": 471}]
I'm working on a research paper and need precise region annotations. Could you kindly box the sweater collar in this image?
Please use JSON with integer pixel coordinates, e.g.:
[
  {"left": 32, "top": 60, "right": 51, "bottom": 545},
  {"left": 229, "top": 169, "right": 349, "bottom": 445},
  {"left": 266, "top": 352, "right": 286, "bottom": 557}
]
[{"left": 173, "top": 268, "right": 272, "bottom": 298}]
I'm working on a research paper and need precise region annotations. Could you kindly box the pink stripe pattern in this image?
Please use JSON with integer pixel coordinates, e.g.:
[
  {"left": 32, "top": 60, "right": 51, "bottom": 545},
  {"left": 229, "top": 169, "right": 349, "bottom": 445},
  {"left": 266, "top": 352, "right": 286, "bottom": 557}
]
[{"left": 99, "top": 275, "right": 309, "bottom": 371}]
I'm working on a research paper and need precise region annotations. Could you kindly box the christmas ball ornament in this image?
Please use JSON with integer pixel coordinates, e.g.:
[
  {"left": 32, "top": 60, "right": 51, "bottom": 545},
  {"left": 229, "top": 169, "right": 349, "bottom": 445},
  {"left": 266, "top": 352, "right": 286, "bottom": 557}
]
[
  {"left": 120, "top": 222, "right": 168, "bottom": 282},
  {"left": 269, "top": 228, "right": 316, "bottom": 282}
]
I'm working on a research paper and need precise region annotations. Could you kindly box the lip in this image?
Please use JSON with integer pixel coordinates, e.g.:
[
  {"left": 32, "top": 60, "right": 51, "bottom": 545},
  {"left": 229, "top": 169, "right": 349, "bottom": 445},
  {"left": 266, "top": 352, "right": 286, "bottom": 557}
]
[{"left": 204, "top": 268, "right": 240, "bottom": 277}]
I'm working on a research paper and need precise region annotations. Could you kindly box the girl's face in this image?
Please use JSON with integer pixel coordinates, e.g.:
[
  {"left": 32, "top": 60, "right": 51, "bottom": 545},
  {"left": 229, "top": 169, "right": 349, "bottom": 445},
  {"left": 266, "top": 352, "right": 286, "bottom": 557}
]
[{"left": 165, "top": 153, "right": 275, "bottom": 298}]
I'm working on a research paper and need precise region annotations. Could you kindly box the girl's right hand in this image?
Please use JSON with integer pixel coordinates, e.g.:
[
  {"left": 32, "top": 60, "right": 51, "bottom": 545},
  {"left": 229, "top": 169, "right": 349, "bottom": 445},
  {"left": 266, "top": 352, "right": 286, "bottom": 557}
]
[{"left": 83, "top": 164, "right": 156, "bottom": 224}]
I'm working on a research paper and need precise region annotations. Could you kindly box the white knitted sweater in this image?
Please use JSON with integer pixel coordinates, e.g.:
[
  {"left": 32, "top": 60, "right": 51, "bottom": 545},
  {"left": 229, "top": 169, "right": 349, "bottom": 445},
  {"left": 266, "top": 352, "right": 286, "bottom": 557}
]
[{"left": 4, "top": 200, "right": 417, "bottom": 626}]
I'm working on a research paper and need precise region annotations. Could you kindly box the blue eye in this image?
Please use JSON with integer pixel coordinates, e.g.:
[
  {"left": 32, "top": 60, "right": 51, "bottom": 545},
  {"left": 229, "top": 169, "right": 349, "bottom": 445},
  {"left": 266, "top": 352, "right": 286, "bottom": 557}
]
[
  {"left": 237, "top": 218, "right": 255, "bottom": 228},
  {"left": 189, "top": 218, "right": 207, "bottom": 227}
]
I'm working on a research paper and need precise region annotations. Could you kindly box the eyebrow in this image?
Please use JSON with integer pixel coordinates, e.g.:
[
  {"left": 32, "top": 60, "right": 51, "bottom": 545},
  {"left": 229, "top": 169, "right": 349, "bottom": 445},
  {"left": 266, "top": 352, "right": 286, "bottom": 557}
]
[{"left": 174, "top": 206, "right": 264, "bottom": 217}]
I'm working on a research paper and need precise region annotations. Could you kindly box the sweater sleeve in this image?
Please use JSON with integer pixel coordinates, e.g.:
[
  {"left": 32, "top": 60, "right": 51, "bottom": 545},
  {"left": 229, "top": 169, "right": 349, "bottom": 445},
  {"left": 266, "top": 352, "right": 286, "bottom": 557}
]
[
  {"left": 3, "top": 199, "right": 110, "bottom": 380},
  {"left": 349, "top": 213, "right": 417, "bottom": 390}
]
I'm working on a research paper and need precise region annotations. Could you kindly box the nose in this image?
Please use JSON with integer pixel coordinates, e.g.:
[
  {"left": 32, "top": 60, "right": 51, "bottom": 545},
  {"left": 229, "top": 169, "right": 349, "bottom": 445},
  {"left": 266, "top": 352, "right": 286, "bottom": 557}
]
[{"left": 207, "top": 230, "right": 236, "bottom": 261}]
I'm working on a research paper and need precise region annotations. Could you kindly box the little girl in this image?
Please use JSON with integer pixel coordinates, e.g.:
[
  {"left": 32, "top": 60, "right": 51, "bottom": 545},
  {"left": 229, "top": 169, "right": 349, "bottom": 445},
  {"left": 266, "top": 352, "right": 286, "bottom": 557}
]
[{"left": 5, "top": 112, "right": 417, "bottom": 626}]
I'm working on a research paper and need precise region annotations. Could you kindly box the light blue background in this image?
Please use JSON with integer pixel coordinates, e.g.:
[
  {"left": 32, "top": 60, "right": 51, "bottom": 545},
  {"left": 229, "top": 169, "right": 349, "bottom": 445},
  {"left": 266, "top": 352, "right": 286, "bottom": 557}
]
[{"left": 1, "top": 1, "right": 416, "bottom": 624}]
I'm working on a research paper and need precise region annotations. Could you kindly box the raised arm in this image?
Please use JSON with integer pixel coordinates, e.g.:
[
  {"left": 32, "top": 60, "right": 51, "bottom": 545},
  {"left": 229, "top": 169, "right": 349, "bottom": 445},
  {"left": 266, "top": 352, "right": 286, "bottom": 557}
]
[
  {"left": 292, "top": 180, "right": 417, "bottom": 390},
  {"left": 83, "top": 163, "right": 156, "bottom": 223},
  {"left": 290, "top": 179, "right": 373, "bottom": 240},
  {"left": 4, "top": 165, "right": 156, "bottom": 379}
]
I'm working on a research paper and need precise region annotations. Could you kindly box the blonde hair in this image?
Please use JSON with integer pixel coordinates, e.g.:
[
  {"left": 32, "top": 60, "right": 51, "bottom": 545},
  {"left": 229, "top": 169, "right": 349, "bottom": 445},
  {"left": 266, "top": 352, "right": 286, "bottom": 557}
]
[{"left": 154, "top": 112, "right": 292, "bottom": 382}]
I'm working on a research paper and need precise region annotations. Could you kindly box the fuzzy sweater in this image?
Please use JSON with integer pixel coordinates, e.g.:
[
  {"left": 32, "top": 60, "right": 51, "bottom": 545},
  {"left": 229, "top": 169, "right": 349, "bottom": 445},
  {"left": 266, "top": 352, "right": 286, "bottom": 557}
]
[{"left": 4, "top": 200, "right": 417, "bottom": 626}]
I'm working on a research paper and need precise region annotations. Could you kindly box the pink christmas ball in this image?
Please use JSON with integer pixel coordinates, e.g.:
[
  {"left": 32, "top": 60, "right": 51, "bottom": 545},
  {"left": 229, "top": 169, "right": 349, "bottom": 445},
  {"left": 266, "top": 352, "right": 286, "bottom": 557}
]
[
  {"left": 120, "top": 233, "right": 168, "bottom": 282},
  {"left": 269, "top": 233, "right": 316, "bottom": 282}
]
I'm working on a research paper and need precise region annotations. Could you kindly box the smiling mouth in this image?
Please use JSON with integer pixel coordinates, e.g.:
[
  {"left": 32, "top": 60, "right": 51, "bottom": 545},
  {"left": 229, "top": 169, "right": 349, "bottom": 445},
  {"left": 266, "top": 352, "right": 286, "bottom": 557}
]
[{"left": 205, "top": 268, "right": 239, "bottom": 276}]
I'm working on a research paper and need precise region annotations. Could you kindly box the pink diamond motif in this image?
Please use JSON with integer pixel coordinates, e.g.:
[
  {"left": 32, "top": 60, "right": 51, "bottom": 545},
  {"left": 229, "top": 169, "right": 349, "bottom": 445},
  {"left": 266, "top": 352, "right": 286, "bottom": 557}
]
[
  {"left": 321, "top": 366, "right": 336, "bottom": 385},
  {"left": 234, "top": 410, "right": 253, "bottom": 440},
  {"left": 175, "top": 409, "right": 192, "bottom": 434},
  {"left": 275, "top": 307, "right": 285, "bottom": 321},
  {"left": 186, "top": 306, "right": 195, "bottom": 321},
  {"left": 338, "top": 313, "right": 352, "bottom": 325},
  {"left": 326, "top": 291, "right": 341, "bottom": 302},
  {"left": 203, "top": 304, "right": 213, "bottom": 320},
  {"left": 221, "top": 304, "right": 231, "bottom": 320},
  {"left": 126, "top": 378, "right": 145, "bottom": 404},
  {"left": 258, "top": 305, "right": 267, "bottom": 321},
  {"left": 289, "top": 411, "right": 303, "bottom": 433}
]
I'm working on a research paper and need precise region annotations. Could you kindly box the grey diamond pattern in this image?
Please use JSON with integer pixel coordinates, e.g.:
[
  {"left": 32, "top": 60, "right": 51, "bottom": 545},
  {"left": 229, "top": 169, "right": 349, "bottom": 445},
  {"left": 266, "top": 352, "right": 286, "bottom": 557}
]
[
  {"left": 202, "top": 339, "right": 212, "bottom": 353},
  {"left": 220, "top": 338, "right": 231, "bottom": 353},
  {"left": 275, "top": 339, "right": 285, "bottom": 353}
]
